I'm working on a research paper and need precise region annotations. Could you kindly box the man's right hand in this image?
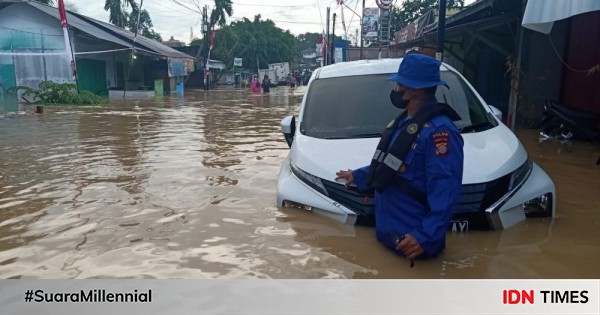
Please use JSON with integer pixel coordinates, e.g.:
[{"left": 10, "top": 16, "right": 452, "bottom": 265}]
[{"left": 335, "top": 169, "right": 355, "bottom": 186}]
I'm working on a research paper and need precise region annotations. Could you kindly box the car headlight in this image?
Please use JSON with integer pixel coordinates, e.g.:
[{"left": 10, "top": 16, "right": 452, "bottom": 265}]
[{"left": 290, "top": 162, "right": 329, "bottom": 196}]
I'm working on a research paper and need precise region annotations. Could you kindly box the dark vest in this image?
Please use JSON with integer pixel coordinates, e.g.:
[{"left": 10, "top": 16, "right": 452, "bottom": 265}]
[{"left": 366, "top": 103, "right": 460, "bottom": 205}]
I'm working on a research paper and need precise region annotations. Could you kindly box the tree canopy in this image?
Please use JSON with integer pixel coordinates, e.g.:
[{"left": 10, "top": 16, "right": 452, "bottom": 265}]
[
  {"left": 103, "top": 0, "right": 161, "bottom": 41},
  {"left": 126, "top": 6, "right": 162, "bottom": 41},
  {"left": 210, "top": 15, "right": 299, "bottom": 71}
]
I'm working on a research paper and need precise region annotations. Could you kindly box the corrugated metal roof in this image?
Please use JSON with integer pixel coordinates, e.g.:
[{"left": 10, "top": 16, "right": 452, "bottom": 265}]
[{"left": 25, "top": 1, "right": 193, "bottom": 60}]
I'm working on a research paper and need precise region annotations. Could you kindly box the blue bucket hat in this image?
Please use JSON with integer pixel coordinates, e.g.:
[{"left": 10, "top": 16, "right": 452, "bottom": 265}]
[{"left": 388, "top": 54, "right": 448, "bottom": 89}]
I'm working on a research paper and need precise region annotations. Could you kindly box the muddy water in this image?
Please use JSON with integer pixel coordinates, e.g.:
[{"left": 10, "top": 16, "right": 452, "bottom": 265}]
[{"left": 0, "top": 87, "right": 598, "bottom": 279}]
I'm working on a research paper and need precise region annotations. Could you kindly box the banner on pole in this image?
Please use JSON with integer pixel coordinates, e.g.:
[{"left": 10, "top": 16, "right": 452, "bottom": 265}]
[{"left": 362, "top": 8, "right": 379, "bottom": 41}]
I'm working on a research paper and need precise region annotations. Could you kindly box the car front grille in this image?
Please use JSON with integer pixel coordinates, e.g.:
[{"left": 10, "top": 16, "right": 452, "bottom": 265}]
[
  {"left": 321, "top": 180, "right": 376, "bottom": 226},
  {"left": 322, "top": 168, "right": 519, "bottom": 230}
]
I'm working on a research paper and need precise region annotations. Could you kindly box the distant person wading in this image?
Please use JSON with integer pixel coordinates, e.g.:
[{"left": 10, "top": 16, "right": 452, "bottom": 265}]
[{"left": 262, "top": 75, "right": 271, "bottom": 93}]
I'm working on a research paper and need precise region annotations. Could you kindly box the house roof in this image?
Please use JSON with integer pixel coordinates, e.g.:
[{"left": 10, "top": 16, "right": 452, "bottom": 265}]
[
  {"left": 390, "top": 0, "right": 520, "bottom": 49},
  {"left": 21, "top": 1, "right": 193, "bottom": 60}
]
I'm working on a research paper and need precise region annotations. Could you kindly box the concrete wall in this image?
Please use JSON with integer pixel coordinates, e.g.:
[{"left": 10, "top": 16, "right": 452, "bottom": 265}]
[
  {"left": 347, "top": 47, "right": 403, "bottom": 61},
  {"left": 74, "top": 35, "right": 126, "bottom": 89}
]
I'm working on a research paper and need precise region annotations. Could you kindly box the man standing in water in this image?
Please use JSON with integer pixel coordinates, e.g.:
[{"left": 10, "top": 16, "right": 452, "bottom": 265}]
[
  {"left": 262, "top": 74, "right": 271, "bottom": 93},
  {"left": 335, "top": 54, "right": 464, "bottom": 260}
]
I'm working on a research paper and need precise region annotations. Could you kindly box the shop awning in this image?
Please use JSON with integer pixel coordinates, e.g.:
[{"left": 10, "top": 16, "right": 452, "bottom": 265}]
[{"left": 522, "top": 0, "right": 600, "bottom": 34}]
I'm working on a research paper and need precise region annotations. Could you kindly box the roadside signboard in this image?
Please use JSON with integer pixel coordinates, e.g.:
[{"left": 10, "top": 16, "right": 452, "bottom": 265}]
[
  {"left": 362, "top": 8, "right": 379, "bottom": 41},
  {"left": 376, "top": 0, "right": 394, "bottom": 10},
  {"left": 234, "top": 58, "right": 242, "bottom": 67}
]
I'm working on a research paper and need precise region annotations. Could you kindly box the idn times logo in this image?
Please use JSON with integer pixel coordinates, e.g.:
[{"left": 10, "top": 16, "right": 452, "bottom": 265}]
[{"left": 503, "top": 290, "right": 589, "bottom": 304}]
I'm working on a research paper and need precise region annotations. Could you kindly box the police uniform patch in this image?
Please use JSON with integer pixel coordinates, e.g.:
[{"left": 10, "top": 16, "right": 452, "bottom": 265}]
[
  {"left": 433, "top": 131, "right": 449, "bottom": 157},
  {"left": 407, "top": 123, "right": 418, "bottom": 134},
  {"left": 423, "top": 123, "right": 429, "bottom": 128}
]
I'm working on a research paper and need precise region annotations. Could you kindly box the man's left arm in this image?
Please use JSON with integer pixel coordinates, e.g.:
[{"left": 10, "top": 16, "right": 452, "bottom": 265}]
[{"left": 411, "top": 127, "right": 464, "bottom": 256}]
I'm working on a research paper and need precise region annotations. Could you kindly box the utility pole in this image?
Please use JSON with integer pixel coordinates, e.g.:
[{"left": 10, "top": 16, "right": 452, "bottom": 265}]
[
  {"left": 331, "top": 13, "right": 336, "bottom": 64},
  {"left": 360, "top": 0, "right": 365, "bottom": 59},
  {"left": 325, "top": 7, "right": 330, "bottom": 66},
  {"left": 436, "top": 0, "right": 447, "bottom": 61},
  {"left": 202, "top": 5, "right": 209, "bottom": 90}
]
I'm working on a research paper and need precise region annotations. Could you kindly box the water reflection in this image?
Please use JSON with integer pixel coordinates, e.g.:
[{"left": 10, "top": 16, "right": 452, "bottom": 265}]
[{"left": 0, "top": 86, "right": 598, "bottom": 279}]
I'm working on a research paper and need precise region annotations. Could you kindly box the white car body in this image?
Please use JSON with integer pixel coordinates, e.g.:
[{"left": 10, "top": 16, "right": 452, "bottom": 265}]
[{"left": 277, "top": 59, "right": 556, "bottom": 230}]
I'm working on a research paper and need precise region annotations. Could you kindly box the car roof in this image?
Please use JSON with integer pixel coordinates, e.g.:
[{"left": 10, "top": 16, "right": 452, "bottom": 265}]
[{"left": 315, "top": 58, "right": 450, "bottom": 79}]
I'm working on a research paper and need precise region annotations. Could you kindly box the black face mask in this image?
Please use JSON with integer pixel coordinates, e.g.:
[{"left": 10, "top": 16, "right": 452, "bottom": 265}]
[{"left": 390, "top": 89, "right": 409, "bottom": 109}]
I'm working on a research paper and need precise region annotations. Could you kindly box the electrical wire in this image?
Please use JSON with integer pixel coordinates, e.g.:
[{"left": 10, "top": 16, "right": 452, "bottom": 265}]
[
  {"left": 547, "top": 34, "right": 600, "bottom": 74},
  {"left": 316, "top": 0, "right": 325, "bottom": 32},
  {"left": 165, "top": 0, "right": 201, "bottom": 13}
]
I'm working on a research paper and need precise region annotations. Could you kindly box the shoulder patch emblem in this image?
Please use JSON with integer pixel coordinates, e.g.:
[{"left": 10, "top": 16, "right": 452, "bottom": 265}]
[
  {"left": 423, "top": 123, "right": 429, "bottom": 128},
  {"left": 387, "top": 119, "right": 395, "bottom": 128},
  {"left": 433, "top": 131, "right": 450, "bottom": 157},
  {"left": 407, "top": 123, "right": 418, "bottom": 134}
]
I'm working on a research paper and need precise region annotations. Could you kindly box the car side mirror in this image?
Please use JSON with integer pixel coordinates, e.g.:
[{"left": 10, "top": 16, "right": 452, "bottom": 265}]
[
  {"left": 489, "top": 105, "right": 503, "bottom": 121},
  {"left": 281, "top": 115, "right": 296, "bottom": 148}
]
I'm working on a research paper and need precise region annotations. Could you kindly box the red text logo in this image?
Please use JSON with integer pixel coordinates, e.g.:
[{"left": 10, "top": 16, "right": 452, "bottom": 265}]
[{"left": 503, "top": 290, "right": 535, "bottom": 304}]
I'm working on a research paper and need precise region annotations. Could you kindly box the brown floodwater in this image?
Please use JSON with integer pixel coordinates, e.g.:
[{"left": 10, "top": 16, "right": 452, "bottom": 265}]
[{"left": 0, "top": 87, "right": 598, "bottom": 279}]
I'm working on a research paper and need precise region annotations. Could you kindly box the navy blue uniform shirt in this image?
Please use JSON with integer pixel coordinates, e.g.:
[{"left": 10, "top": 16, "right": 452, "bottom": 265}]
[{"left": 352, "top": 99, "right": 464, "bottom": 257}]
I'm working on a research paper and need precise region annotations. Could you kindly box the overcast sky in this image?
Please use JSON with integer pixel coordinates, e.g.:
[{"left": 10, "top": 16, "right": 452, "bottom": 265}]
[{"left": 77, "top": 0, "right": 475, "bottom": 44}]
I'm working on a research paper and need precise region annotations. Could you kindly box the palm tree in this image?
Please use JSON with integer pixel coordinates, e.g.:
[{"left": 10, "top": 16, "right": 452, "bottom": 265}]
[
  {"left": 209, "top": 0, "right": 233, "bottom": 27},
  {"left": 104, "top": 0, "right": 137, "bottom": 28}
]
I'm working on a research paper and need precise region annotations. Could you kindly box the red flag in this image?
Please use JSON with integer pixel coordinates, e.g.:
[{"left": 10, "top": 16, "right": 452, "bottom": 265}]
[
  {"left": 58, "top": 0, "right": 68, "bottom": 27},
  {"left": 58, "top": 0, "right": 76, "bottom": 79}
]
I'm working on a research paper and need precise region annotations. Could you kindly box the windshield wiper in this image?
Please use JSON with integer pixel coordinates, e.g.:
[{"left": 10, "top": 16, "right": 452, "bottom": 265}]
[
  {"left": 460, "top": 121, "right": 495, "bottom": 133},
  {"left": 324, "top": 132, "right": 382, "bottom": 139}
]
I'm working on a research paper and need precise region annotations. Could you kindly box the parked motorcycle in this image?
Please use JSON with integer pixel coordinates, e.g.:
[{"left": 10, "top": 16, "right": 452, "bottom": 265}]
[{"left": 539, "top": 100, "right": 600, "bottom": 143}]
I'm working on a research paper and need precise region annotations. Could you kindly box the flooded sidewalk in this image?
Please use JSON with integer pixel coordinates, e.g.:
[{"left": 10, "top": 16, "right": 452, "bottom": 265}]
[{"left": 0, "top": 87, "right": 599, "bottom": 279}]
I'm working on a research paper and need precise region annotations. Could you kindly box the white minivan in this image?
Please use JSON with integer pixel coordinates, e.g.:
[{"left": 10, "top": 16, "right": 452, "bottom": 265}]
[{"left": 277, "top": 58, "right": 555, "bottom": 231}]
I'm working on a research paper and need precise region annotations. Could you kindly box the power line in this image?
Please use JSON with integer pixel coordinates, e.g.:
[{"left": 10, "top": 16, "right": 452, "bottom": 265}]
[
  {"left": 165, "top": 0, "right": 200, "bottom": 13},
  {"left": 234, "top": 3, "right": 306, "bottom": 8},
  {"left": 316, "top": 0, "right": 325, "bottom": 32},
  {"left": 271, "top": 19, "right": 323, "bottom": 25}
]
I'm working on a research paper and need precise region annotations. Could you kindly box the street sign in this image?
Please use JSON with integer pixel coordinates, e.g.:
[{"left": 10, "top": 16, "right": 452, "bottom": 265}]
[
  {"left": 376, "top": 0, "right": 394, "bottom": 10},
  {"left": 234, "top": 58, "right": 242, "bottom": 67}
]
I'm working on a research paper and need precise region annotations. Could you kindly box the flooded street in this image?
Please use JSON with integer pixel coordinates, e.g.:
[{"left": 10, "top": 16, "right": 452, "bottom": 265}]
[{"left": 0, "top": 87, "right": 598, "bottom": 279}]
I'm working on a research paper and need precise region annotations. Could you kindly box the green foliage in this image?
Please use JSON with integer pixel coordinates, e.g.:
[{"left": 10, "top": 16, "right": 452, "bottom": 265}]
[
  {"left": 127, "top": 7, "right": 162, "bottom": 41},
  {"left": 390, "top": 0, "right": 465, "bottom": 38},
  {"left": 210, "top": 0, "right": 233, "bottom": 27},
  {"left": 296, "top": 33, "right": 322, "bottom": 52},
  {"left": 104, "top": 0, "right": 136, "bottom": 28},
  {"left": 190, "top": 38, "right": 202, "bottom": 47},
  {"left": 104, "top": 0, "right": 162, "bottom": 41},
  {"left": 23, "top": 81, "right": 105, "bottom": 105},
  {"left": 211, "top": 15, "right": 299, "bottom": 70}
]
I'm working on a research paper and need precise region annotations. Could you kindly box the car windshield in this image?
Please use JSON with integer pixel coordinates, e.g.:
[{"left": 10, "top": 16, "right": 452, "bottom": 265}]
[{"left": 301, "top": 71, "right": 496, "bottom": 139}]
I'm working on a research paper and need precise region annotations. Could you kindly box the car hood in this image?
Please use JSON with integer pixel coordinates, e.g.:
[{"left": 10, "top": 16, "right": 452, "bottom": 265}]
[{"left": 290, "top": 124, "right": 527, "bottom": 184}]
